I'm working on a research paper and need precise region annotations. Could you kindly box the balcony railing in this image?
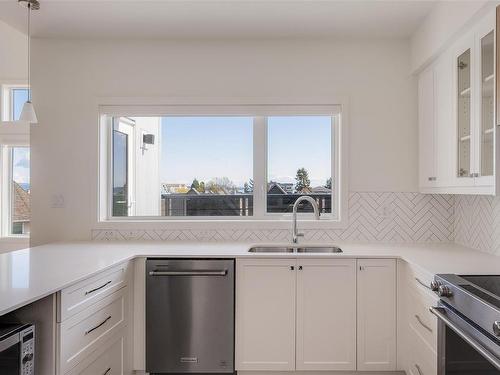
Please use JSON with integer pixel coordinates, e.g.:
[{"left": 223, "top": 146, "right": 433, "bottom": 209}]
[{"left": 161, "top": 193, "right": 331, "bottom": 216}]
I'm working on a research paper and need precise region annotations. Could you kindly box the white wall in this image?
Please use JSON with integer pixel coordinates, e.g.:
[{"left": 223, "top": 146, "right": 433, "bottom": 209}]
[
  {"left": 0, "top": 20, "right": 27, "bottom": 82},
  {"left": 410, "top": 1, "right": 494, "bottom": 73},
  {"left": 30, "top": 38, "right": 417, "bottom": 245}
]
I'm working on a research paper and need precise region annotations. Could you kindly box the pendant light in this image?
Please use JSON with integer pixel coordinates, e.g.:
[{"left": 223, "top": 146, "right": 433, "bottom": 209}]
[{"left": 18, "top": 0, "right": 40, "bottom": 124}]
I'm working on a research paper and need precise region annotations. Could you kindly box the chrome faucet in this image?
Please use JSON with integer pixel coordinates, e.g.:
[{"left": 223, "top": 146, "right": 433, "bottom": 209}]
[{"left": 292, "top": 196, "right": 320, "bottom": 244}]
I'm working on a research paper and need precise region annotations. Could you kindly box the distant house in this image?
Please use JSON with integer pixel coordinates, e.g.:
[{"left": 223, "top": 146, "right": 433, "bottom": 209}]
[
  {"left": 311, "top": 186, "right": 332, "bottom": 194},
  {"left": 162, "top": 183, "right": 188, "bottom": 194},
  {"left": 267, "top": 182, "right": 288, "bottom": 195},
  {"left": 13, "top": 182, "right": 30, "bottom": 234},
  {"left": 186, "top": 187, "right": 201, "bottom": 195}
]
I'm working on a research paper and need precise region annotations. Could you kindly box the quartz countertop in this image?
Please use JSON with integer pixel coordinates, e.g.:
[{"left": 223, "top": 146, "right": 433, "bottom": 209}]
[{"left": 1, "top": 240, "right": 499, "bottom": 316}]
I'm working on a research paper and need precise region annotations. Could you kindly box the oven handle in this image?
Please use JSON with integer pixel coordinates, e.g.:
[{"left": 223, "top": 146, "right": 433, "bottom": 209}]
[{"left": 430, "top": 306, "right": 500, "bottom": 371}]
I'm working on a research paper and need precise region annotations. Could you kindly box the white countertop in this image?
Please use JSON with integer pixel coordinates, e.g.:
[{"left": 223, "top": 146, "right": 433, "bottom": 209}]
[{"left": 1, "top": 241, "right": 499, "bottom": 316}]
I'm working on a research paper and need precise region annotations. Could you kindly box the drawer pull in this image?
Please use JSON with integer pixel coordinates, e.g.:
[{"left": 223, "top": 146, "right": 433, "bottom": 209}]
[
  {"left": 85, "top": 316, "right": 111, "bottom": 335},
  {"left": 85, "top": 280, "right": 112, "bottom": 295},
  {"left": 415, "top": 277, "right": 431, "bottom": 290},
  {"left": 415, "top": 314, "right": 433, "bottom": 333},
  {"left": 415, "top": 363, "right": 423, "bottom": 375},
  {"left": 103, "top": 368, "right": 111, "bottom": 375}
]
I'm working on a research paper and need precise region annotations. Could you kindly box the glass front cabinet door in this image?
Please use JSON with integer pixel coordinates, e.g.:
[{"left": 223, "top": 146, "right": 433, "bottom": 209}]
[
  {"left": 456, "top": 44, "right": 472, "bottom": 180},
  {"left": 476, "top": 23, "right": 495, "bottom": 186},
  {"left": 452, "top": 13, "right": 495, "bottom": 192}
]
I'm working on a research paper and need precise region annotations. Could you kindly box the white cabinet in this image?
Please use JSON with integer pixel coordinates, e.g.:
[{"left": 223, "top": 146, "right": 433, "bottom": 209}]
[
  {"left": 418, "top": 10, "right": 496, "bottom": 195},
  {"left": 418, "top": 65, "right": 436, "bottom": 189},
  {"left": 357, "top": 259, "right": 396, "bottom": 371},
  {"left": 56, "top": 262, "right": 132, "bottom": 375},
  {"left": 235, "top": 258, "right": 357, "bottom": 372},
  {"left": 398, "top": 260, "right": 439, "bottom": 375},
  {"left": 235, "top": 259, "right": 296, "bottom": 371},
  {"left": 419, "top": 51, "right": 455, "bottom": 192},
  {"left": 296, "top": 259, "right": 356, "bottom": 371}
]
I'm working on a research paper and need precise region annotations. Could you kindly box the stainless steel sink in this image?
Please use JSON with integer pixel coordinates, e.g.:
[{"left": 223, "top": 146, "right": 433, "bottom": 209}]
[
  {"left": 298, "top": 246, "right": 342, "bottom": 253},
  {"left": 248, "top": 246, "right": 342, "bottom": 253},
  {"left": 248, "top": 247, "right": 295, "bottom": 253}
]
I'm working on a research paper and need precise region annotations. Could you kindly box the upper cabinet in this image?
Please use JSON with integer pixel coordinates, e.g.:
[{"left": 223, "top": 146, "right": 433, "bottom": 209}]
[{"left": 418, "top": 10, "right": 496, "bottom": 195}]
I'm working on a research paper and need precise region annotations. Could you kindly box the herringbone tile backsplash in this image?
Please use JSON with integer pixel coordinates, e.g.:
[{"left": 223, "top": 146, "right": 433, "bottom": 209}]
[
  {"left": 454, "top": 195, "right": 500, "bottom": 255},
  {"left": 92, "top": 192, "right": 456, "bottom": 244}
]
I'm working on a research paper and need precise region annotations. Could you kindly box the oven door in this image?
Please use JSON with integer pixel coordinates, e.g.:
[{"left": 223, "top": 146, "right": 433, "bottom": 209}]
[
  {"left": 431, "top": 303, "right": 500, "bottom": 375},
  {"left": 0, "top": 333, "right": 21, "bottom": 375}
]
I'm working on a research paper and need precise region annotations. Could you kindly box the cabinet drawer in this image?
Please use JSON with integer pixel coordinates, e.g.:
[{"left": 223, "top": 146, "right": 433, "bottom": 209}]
[
  {"left": 406, "top": 286, "right": 438, "bottom": 352},
  {"left": 408, "top": 325, "right": 437, "bottom": 375},
  {"left": 401, "top": 261, "right": 437, "bottom": 299},
  {"left": 58, "top": 262, "right": 129, "bottom": 322},
  {"left": 65, "top": 333, "right": 124, "bottom": 375},
  {"left": 58, "top": 288, "right": 128, "bottom": 374}
]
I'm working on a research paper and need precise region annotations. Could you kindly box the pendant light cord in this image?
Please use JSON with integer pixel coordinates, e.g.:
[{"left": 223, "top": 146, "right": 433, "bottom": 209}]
[{"left": 27, "top": 2, "right": 31, "bottom": 102}]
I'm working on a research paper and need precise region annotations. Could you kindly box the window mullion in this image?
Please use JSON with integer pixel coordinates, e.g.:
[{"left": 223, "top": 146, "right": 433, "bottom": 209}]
[{"left": 253, "top": 116, "right": 267, "bottom": 218}]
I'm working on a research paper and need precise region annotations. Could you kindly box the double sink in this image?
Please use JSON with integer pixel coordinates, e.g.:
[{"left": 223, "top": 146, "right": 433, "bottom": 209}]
[{"left": 248, "top": 245, "right": 342, "bottom": 253}]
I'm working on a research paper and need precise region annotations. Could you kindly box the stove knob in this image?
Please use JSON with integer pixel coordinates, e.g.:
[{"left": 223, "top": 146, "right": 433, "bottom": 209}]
[
  {"left": 430, "top": 280, "right": 441, "bottom": 291},
  {"left": 438, "top": 285, "right": 453, "bottom": 297},
  {"left": 494, "top": 321, "right": 500, "bottom": 336}
]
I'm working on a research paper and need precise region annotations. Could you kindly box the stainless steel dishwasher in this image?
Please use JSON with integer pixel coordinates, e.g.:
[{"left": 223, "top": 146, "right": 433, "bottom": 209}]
[{"left": 146, "top": 258, "right": 235, "bottom": 374}]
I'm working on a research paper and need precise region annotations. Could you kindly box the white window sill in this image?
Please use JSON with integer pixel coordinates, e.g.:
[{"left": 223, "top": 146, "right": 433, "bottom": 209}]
[
  {"left": 0, "top": 236, "right": 29, "bottom": 242},
  {"left": 95, "top": 218, "right": 348, "bottom": 230}
]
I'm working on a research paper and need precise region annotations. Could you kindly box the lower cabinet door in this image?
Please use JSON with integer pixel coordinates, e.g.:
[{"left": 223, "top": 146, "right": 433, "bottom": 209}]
[
  {"left": 65, "top": 333, "right": 124, "bottom": 375},
  {"left": 235, "top": 259, "right": 296, "bottom": 371},
  {"left": 296, "top": 259, "right": 356, "bottom": 371},
  {"left": 357, "top": 258, "right": 397, "bottom": 371}
]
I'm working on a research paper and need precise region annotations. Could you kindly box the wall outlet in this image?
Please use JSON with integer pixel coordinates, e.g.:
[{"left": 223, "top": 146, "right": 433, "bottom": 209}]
[{"left": 50, "top": 194, "right": 65, "bottom": 208}]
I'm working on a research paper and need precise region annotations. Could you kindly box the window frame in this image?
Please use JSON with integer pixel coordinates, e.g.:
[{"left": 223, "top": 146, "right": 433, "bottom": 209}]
[
  {"left": 1, "top": 83, "right": 29, "bottom": 122},
  {"left": 2, "top": 146, "right": 30, "bottom": 237},
  {"left": 97, "top": 100, "right": 349, "bottom": 229},
  {"left": 0, "top": 81, "right": 31, "bottom": 244}
]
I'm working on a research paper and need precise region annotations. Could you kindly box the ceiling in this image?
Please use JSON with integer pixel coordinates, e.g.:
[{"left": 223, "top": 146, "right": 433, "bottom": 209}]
[{"left": 0, "top": 0, "right": 437, "bottom": 40}]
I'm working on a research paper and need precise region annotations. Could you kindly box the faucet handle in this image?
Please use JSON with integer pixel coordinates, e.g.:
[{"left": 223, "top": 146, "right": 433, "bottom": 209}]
[{"left": 296, "top": 232, "right": 304, "bottom": 238}]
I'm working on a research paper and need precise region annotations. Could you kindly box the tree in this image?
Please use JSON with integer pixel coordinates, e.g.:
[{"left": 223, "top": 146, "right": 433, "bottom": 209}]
[
  {"left": 244, "top": 178, "right": 254, "bottom": 193},
  {"left": 206, "top": 177, "right": 236, "bottom": 194},
  {"left": 191, "top": 179, "right": 200, "bottom": 190},
  {"left": 325, "top": 177, "right": 332, "bottom": 189},
  {"left": 198, "top": 181, "right": 205, "bottom": 193},
  {"left": 191, "top": 178, "right": 205, "bottom": 193},
  {"left": 295, "top": 168, "right": 311, "bottom": 193}
]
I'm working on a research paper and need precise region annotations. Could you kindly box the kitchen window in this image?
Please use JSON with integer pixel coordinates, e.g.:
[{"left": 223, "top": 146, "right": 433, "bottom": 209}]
[
  {"left": 0, "top": 146, "right": 30, "bottom": 236},
  {"left": 1, "top": 85, "right": 30, "bottom": 122},
  {"left": 9, "top": 147, "right": 30, "bottom": 235},
  {"left": 99, "top": 103, "right": 346, "bottom": 223}
]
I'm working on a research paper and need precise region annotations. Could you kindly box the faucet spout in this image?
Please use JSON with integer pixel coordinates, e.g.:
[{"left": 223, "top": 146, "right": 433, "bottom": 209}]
[{"left": 292, "top": 196, "right": 320, "bottom": 244}]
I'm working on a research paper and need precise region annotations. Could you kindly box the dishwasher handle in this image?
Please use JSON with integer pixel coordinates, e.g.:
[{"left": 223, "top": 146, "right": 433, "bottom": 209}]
[{"left": 149, "top": 269, "right": 228, "bottom": 276}]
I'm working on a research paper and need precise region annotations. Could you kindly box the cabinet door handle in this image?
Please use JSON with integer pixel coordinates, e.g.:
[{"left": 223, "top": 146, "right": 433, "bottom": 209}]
[
  {"left": 428, "top": 177, "right": 436, "bottom": 181},
  {"left": 85, "top": 315, "right": 111, "bottom": 335},
  {"left": 415, "top": 363, "right": 423, "bottom": 375},
  {"left": 85, "top": 280, "right": 112, "bottom": 295},
  {"left": 415, "top": 314, "right": 433, "bottom": 333},
  {"left": 415, "top": 277, "right": 431, "bottom": 290},
  {"left": 298, "top": 266, "right": 303, "bottom": 270},
  {"left": 103, "top": 368, "right": 111, "bottom": 375},
  {"left": 290, "top": 266, "right": 294, "bottom": 271}
]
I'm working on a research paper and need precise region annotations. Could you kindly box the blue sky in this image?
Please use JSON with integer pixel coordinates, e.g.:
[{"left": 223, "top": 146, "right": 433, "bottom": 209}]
[
  {"left": 160, "top": 116, "right": 331, "bottom": 187},
  {"left": 13, "top": 147, "right": 30, "bottom": 185},
  {"left": 13, "top": 88, "right": 29, "bottom": 121}
]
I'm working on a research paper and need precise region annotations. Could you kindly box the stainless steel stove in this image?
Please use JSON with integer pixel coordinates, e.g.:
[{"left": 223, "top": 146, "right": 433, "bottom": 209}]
[{"left": 430, "top": 274, "right": 500, "bottom": 374}]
